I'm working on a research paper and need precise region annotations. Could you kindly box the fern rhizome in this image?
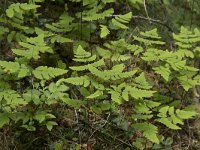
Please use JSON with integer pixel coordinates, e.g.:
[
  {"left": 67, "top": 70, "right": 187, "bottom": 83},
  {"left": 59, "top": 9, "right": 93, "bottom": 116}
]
[{"left": 0, "top": 0, "right": 199, "bottom": 149}]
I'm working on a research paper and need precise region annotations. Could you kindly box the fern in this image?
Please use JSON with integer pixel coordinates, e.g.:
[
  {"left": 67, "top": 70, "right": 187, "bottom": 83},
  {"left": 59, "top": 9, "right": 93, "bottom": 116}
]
[
  {"left": 88, "top": 64, "right": 137, "bottom": 81},
  {"left": 6, "top": 3, "right": 39, "bottom": 32},
  {"left": 87, "top": 90, "right": 103, "bottom": 99},
  {"left": 50, "top": 35, "right": 73, "bottom": 43},
  {"left": 126, "top": 86, "right": 156, "bottom": 99},
  {"left": 58, "top": 76, "right": 105, "bottom": 90},
  {"left": 133, "top": 73, "right": 152, "bottom": 89},
  {"left": 100, "top": 25, "right": 110, "bottom": 38},
  {"left": 12, "top": 34, "right": 53, "bottom": 60},
  {"left": 0, "top": 61, "right": 29, "bottom": 78},
  {"left": 153, "top": 65, "right": 171, "bottom": 81},
  {"left": 33, "top": 66, "right": 67, "bottom": 80},
  {"left": 82, "top": 8, "right": 114, "bottom": 21},
  {"left": 70, "top": 59, "right": 105, "bottom": 71},
  {"left": 173, "top": 26, "right": 200, "bottom": 49},
  {"left": 133, "top": 28, "right": 165, "bottom": 45},
  {"left": 112, "top": 12, "right": 132, "bottom": 29},
  {"left": 133, "top": 123, "right": 159, "bottom": 144},
  {"left": 156, "top": 106, "right": 196, "bottom": 129},
  {"left": 0, "top": 90, "right": 27, "bottom": 109},
  {"left": 6, "top": 3, "right": 39, "bottom": 18},
  {"left": 73, "top": 45, "right": 97, "bottom": 62},
  {"left": 45, "top": 13, "right": 74, "bottom": 33}
]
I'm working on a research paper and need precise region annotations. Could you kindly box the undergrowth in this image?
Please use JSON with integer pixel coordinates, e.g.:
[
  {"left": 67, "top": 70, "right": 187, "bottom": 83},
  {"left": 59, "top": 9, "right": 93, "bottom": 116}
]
[{"left": 0, "top": 0, "right": 199, "bottom": 149}]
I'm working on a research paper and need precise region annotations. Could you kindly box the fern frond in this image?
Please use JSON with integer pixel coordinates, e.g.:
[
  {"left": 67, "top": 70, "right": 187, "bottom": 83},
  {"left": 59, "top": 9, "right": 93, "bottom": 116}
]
[
  {"left": 112, "top": 12, "right": 132, "bottom": 29},
  {"left": 0, "top": 61, "right": 29, "bottom": 78},
  {"left": 73, "top": 45, "right": 97, "bottom": 63},
  {"left": 83, "top": 8, "right": 114, "bottom": 21},
  {"left": 50, "top": 35, "right": 73, "bottom": 43},
  {"left": 133, "top": 123, "right": 159, "bottom": 144},
  {"left": 126, "top": 86, "right": 156, "bottom": 99},
  {"left": 33, "top": 66, "right": 67, "bottom": 80},
  {"left": 157, "top": 118, "right": 181, "bottom": 130},
  {"left": 70, "top": 59, "right": 105, "bottom": 71},
  {"left": 133, "top": 29, "right": 165, "bottom": 45},
  {"left": 100, "top": 25, "right": 110, "bottom": 38},
  {"left": 127, "top": 44, "right": 143, "bottom": 55},
  {"left": 178, "top": 75, "right": 198, "bottom": 91},
  {"left": 87, "top": 90, "right": 103, "bottom": 99},
  {"left": 153, "top": 65, "right": 171, "bottom": 81},
  {"left": 58, "top": 76, "right": 105, "bottom": 90},
  {"left": 156, "top": 106, "right": 196, "bottom": 129},
  {"left": 173, "top": 26, "right": 200, "bottom": 49},
  {"left": 111, "top": 53, "right": 131, "bottom": 62},
  {"left": 45, "top": 13, "right": 74, "bottom": 33},
  {"left": 6, "top": 3, "right": 40, "bottom": 18},
  {"left": 62, "top": 76, "right": 90, "bottom": 87},
  {"left": 133, "top": 73, "right": 152, "bottom": 89},
  {"left": 88, "top": 64, "right": 137, "bottom": 81},
  {"left": 12, "top": 34, "right": 53, "bottom": 60},
  {"left": 0, "top": 90, "right": 27, "bottom": 109},
  {"left": 96, "top": 47, "right": 112, "bottom": 59}
]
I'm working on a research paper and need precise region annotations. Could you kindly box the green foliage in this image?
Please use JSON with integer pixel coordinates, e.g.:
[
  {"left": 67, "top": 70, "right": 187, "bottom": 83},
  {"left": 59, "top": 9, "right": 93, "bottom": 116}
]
[
  {"left": 100, "top": 25, "right": 110, "bottom": 38},
  {"left": 0, "top": 0, "right": 199, "bottom": 149},
  {"left": 33, "top": 66, "right": 66, "bottom": 80},
  {"left": 133, "top": 123, "right": 159, "bottom": 144},
  {"left": 112, "top": 12, "right": 132, "bottom": 29}
]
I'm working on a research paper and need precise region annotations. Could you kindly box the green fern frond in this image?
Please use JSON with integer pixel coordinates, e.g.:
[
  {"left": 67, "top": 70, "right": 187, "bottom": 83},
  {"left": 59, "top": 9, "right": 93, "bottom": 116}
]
[
  {"left": 173, "top": 26, "right": 200, "bottom": 49},
  {"left": 6, "top": 3, "right": 40, "bottom": 18},
  {"left": 133, "top": 123, "right": 159, "bottom": 144},
  {"left": 127, "top": 44, "right": 143, "bottom": 55},
  {"left": 33, "top": 66, "right": 67, "bottom": 80},
  {"left": 87, "top": 90, "right": 103, "bottom": 99},
  {"left": 0, "top": 26, "right": 9, "bottom": 39},
  {"left": 0, "top": 90, "right": 27, "bottom": 109},
  {"left": 100, "top": 25, "right": 110, "bottom": 38},
  {"left": 88, "top": 64, "right": 137, "bottom": 81},
  {"left": 83, "top": 8, "right": 114, "bottom": 21},
  {"left": 70, "top": 59, "right": 105, "bottom": 71},
  {"left": 73, "top": 45, "right": 97, "bottom": 62},
  {"left": 178, "top": 75, "right": 198, "bottom": 91},
  {"left": 5, "top": 3, "right": 39, "bottom": 32},
  {"left": 0, "top": 61, "right": 29, "bottom": 78},
  {"left": 12, "top": 34, "right": 53, "bottom": 60},
  {"left": 112, "top": 12, "right": 132, "bottom": 29},
  {"left": 126, "top": 86, "right": 156, "bottom": 99},
  {"left": 133, "top": 29, "right": 165, "bottom": 45},
  {"left": 157, "top": 118, "right": 181, "bottom": 130},
  {"left": 111, "top": 53, "right": 131, "bottom": 62},
  {"left": 156, "top": 106, "right": 196, "bottom": 129},
  {"left": 153, "top": 65, "right": 171, "bottom": 81},
  {"left": 50, "top": 35, "right": 73, "bottom": 43},
  {"left": 96, "top": 47, "right": 112, "bottom": 59},
  {"left": 174, "top": 49, "right": 194, "bottom": 58},
  {"left": 140, "top": 28, "right": 161, "bottom": 39},
  {"left": 58, "top": 76, "right": 105, "bottom": 90},
  {"left": 108, "top": 90, "right": 123, "bottom": 104},
  {"left": 62, "top": 76, "right": 90, "bottom": 87},
  {"left": 45, "top": 13, "right": 74, "bottom": 33},
  {"left": 176, "top": 109, "right": 196, "bottom": 119},
  {"left": 133, "top": 73, "right": 152, "bottom": 89}
]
